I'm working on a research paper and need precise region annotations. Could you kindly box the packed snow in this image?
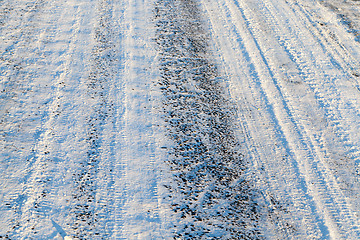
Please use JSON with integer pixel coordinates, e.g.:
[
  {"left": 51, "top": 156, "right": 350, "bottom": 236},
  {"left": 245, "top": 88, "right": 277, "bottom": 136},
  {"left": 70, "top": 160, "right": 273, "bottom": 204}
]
[{"left": 1, "top": 0, "right": 360, "bottom": 239}]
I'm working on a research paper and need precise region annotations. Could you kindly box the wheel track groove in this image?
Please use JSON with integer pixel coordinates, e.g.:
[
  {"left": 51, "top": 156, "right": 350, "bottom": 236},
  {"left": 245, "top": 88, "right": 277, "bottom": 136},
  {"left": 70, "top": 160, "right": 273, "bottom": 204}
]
[
  {"left": 155, "top": 0, "right": 262, "bottom": 238},
  {"left": 202, "top": 1, "right": 360, "bottom": 238}
]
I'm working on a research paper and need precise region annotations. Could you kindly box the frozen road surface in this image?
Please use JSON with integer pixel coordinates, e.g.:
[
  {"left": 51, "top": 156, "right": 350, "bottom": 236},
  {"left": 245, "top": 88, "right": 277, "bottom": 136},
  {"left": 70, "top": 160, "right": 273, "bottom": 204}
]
[{"left": 1, "top": 0, "right": 360, "bottom": 239}]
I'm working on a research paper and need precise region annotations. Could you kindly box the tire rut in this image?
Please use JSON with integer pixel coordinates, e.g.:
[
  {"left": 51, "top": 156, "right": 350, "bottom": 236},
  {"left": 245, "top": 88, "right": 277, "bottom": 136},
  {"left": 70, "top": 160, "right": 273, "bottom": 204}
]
[
  {"left": 70, "top": 0, "right": 116, "bottom": 238},
  {"left": 154, "top": 0, "right": 262, "bottom": 238}
]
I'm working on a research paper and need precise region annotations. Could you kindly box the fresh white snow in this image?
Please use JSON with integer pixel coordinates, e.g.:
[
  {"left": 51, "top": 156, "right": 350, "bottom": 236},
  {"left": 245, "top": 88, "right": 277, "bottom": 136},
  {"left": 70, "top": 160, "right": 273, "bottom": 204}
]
[{"left": 1, "top": 0, "right": 360, "bottom": 239}]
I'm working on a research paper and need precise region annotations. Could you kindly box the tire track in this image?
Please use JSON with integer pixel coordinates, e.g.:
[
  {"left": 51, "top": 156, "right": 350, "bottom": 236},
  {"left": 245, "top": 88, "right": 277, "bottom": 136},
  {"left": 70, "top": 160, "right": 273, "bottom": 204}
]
[
  {"left": 319, "top": 0, "right": 360, "bottom": 43},
  {"left": 154, "top": 0, "right": 262, "bottom": 238},
  {"left": 287, "top": 0, "right": 360, "bottom": 79},
  {"left": 70, "top": 0, "right": 117, "bottom": 238},
  {"left": 202, "top": 0, "right": 360, "bottom": 238},
  {"left": 201, "top": 1, "right": 322, "bottom": 238},
  {"left": 115, "top": 0, "right": 169, "bottom": 237},
  {"left": 249, "top": 1, "right": 360, "bottom": 237},
  {"left": 0, "top": 0, "right": 62, "bottom": 238},
  {"left": 200, "top": 1, "right": 312, "bottom": 238},
  {"left": 5, "top": 0, "right": 99, "bottom": 238}
]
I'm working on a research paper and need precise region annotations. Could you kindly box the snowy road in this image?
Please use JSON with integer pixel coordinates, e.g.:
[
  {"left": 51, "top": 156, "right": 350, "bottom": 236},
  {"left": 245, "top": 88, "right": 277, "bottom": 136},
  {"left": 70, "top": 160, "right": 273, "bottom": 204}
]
[{"left": 1, "top": 0, "right": 360, "bottom": 239}]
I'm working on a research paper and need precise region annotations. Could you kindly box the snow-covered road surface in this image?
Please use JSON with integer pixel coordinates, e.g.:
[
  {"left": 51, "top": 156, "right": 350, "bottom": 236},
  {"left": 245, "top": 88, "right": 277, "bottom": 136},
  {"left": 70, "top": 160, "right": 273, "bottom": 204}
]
[
  {"left": 1, "top": 0, "right": 360, "bottom": 239},
  {"left": 202, "top": 0, "right": 360, "bottom": 238}
]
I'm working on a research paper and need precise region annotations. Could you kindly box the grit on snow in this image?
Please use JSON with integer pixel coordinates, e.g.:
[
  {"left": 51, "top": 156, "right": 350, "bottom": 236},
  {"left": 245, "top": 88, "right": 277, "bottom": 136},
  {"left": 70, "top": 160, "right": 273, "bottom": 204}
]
[{"left": 1, "top": 0, "right": 360, "bottom": 239}]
